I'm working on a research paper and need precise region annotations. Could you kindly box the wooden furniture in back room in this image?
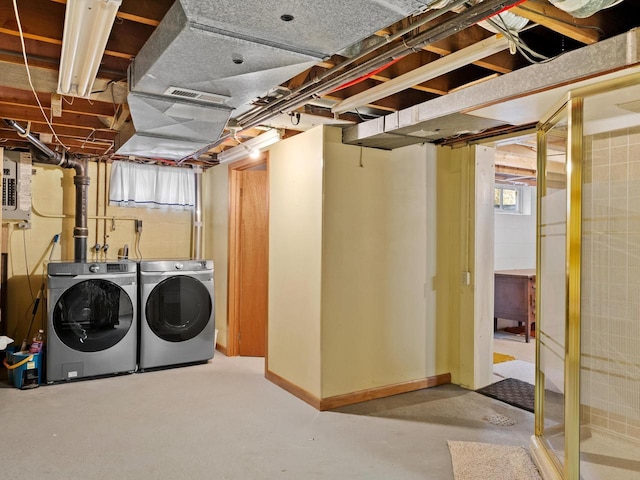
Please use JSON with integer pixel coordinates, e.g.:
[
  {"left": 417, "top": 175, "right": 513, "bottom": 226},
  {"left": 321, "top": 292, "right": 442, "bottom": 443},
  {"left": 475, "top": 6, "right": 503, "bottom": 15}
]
[{"left": 494, "top": 269, "right": 536, "bottom": 343}]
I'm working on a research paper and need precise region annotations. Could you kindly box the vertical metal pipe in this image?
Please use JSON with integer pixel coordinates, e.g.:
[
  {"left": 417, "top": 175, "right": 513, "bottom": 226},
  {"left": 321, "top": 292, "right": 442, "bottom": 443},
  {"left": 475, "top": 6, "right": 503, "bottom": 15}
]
[
  {"left": 73, "top": 158, "right": 90, "bottom": 262},
  {"left": 192, "top": 166, "right": 203, "bottom": 260},
  {"left": 3, "top": 119, "right": 90, "bottom": 262}
]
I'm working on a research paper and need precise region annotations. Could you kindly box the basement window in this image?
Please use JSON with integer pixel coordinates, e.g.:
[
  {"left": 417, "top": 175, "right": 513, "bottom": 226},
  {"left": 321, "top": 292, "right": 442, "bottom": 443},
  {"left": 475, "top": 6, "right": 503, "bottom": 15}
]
[
  {"left": 494, "top": 185, "right": 522, "bottom": 214},
  {"left": 109, "top": 161, "right": 195, "bottom": 210}
]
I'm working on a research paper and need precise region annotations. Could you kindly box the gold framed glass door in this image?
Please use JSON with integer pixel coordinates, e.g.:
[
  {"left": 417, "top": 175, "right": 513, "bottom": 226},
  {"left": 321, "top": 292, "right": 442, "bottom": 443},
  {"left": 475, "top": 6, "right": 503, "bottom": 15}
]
[
  {"left": 579, "top": 78, "right": 640, "bottom": 480},
  {"left": 536, "top": 70, "right": 640, "bottom": 480},
  {"left": 537, "top": 102, "right": 570, "bottom": 475}
]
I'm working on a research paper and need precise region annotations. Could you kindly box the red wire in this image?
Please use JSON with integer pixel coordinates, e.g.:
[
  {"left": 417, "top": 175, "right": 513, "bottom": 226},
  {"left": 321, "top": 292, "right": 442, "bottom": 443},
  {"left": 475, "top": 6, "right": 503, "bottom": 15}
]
[
  {"left": 329, "top": 57, "right": 404, "bottom": 94},
  {"left": 330, "top": 0, "right": 528, "bottom": 96}
]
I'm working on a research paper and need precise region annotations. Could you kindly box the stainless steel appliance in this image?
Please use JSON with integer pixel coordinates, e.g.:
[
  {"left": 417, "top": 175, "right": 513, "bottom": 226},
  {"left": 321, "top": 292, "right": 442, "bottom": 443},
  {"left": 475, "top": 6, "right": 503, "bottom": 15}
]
[
  {"left": 138, "top": 259, "right": 214, "bottom": 370},
  {"left": 46, "top": 261, "right": 137, "bottom": 382}
]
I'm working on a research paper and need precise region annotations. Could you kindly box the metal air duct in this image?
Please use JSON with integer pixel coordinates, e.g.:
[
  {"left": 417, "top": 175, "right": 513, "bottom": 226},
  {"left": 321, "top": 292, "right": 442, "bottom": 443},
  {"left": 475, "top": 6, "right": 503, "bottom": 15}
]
[
  {"left": 4, "top": 119, "right": 89, "bottom": 262},
  {"left": 119, "top": 0, "right": 434, "bottom": 160}
]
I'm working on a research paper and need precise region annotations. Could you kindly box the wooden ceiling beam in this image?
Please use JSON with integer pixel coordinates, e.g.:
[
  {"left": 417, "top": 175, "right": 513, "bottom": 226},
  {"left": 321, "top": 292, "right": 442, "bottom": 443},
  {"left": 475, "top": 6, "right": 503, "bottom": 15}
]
[
  {"left": 0, "top": 61, "right": 128, "bottom": 104},
  {"left": 0, "top": 124, "right": 117, "bottom": 142},
  {"left": 510, "top": 0, "right": 602, "bottom": 45},
  {"left": 50, "top": 0, "right": 173, "bottom": 27},
  {"left": 1, "top": 129, "right": 112, "bottom": 147},
  {"left": 0, "top": 100, "right": 124, "bottom": 132},
  {"left": 0, "top": 136, "right": 112, "bottom": 154},
  {"left": 2, "top": 0, "right": 154, "bottom": 60},
  {"left": 368, "top": 73, "right": 447, "bottom": 95},
  {"left": 0, "top": 34, "right": 129, "bottom": 79},
  {"left": 0, "top": 86, "right": 123, "bottom": 117},
  {"left": 0, "top": 102, "right": 115, "bottom": 131},
  {"left": 323, "top": 94, "right": 397, "bottom": 113},
  {"left": 375, "top": 24, "right": 518, "bottom": 76}
]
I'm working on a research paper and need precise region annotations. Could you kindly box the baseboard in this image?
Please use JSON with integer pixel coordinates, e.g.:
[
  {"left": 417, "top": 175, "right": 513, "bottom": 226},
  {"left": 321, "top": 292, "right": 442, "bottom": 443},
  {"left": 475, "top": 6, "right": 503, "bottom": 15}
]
[
  {"left": 215, "top": 343, "right": 228, "bottom": 356},
  {"left": 265, "top": 369, "right": 451, "bottom": 411},
  {"left": 265, "top": 369, "right": 322, "bottom": 409},
  {"left": 319, "top": 373, "right": 451, "bottom": 410}
]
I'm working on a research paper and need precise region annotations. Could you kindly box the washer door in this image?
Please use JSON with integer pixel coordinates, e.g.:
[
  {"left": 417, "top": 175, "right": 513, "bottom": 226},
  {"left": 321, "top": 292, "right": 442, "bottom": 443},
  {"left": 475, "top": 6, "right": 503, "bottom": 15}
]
[
  {"left": 52, "top": 279, "right": 134, "bottom": 352},
  {"left": 145, "top": 276, "right": 212, "bottom": 342}
]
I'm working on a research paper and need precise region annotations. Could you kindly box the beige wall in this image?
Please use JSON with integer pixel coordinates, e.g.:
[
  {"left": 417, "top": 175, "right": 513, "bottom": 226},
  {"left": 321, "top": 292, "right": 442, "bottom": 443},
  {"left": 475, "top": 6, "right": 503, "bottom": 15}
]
[
  {"left": 6, "top": 161, "right": 192, "bottom": 342},
  {"left": 267, "top": 126, "right": 459, "bottom": 400},
  {"left": 201, "top": 126, "right": 489, "bottom": 401},
  {"left": 321, "top": 128, "right": 440, "bottom": 397},
  {"left": 203, "top": 164, "right": 229, "bottom": 349},
  {"left": 435, "top": 145, "right": 494, "bottom": 389},
  {"left": 473, "top": 145, "right": 496, "bottom": 389},
  {"left": 268, "top": 127, "right": 324, "bottom": 397}
]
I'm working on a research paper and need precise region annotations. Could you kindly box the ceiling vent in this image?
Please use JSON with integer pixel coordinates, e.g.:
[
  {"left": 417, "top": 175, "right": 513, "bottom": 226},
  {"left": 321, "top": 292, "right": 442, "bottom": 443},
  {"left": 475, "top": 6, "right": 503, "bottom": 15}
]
[{"left": 163, "top": 87, "right": 232, "bottom": 106}]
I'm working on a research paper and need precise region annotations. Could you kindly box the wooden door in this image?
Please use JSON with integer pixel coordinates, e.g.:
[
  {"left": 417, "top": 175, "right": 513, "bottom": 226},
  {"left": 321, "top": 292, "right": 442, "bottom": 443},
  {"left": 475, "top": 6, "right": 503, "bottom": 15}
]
[{"left": 236, "top": 170, "right": 268, "bottom": 356}]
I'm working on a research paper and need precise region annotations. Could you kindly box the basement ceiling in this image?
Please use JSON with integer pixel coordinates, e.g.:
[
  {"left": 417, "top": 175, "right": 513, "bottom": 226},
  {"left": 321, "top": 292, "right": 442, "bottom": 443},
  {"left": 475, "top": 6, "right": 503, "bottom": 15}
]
[{"left": 0, "top": 0, "right": 638, "bottom": 166}]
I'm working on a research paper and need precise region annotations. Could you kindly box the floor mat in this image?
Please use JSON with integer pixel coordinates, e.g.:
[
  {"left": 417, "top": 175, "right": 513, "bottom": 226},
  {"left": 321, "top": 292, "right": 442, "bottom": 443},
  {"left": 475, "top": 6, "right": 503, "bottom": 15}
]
[
  {"left": 476, "top": 377, "right": 534, "bottom": 413},
  {"left": 493, "top": 352, "right": 516, "bottom": 364},
  {"left": 448, "top": 441, "right": 541, "bottom": 480}
]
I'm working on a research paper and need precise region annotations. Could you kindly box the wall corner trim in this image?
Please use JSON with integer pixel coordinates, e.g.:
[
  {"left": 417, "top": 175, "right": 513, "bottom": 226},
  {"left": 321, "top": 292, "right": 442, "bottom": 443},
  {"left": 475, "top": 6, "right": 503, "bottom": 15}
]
[
  {"left": 215, "top": 343, "right": 228, "bottom": 356},
  {"left": 265, "top": 369, "right": 322, "bottom": 410}
]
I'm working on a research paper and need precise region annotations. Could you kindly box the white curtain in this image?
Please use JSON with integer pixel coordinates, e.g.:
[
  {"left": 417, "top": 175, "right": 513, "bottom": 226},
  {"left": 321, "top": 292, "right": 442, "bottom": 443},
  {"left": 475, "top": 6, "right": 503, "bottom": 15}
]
[{"left": 109, "top": 161, "right": 195, "bottom": 210}]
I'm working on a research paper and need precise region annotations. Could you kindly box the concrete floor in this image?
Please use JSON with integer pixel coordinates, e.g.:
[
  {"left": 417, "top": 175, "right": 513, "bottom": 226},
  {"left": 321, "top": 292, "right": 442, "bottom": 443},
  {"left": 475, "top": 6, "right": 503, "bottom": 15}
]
[{"left": 0, "top": 353, "right": 535, "bottom": 479}]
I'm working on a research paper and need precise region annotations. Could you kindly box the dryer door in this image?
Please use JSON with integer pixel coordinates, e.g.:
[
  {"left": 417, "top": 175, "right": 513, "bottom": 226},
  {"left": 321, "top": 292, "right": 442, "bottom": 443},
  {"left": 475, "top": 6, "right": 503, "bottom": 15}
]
[
  {"left": 145, "top": 276, "right": 212, "bottom": 342},
  {"left": 52, "top": 279, "right": 134, "bottom": 352}
]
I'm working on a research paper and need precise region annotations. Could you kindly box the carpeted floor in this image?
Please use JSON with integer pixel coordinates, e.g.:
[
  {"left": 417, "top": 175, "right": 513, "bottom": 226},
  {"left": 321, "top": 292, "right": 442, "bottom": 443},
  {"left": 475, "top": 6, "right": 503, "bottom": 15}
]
[
  {"left": 493, "top": 359, "right": 535, "bottom": 385},
  {"left": 448, "top": 441, "right": 541, "bottom": 480},
  {"left": 476, "top": 377, "right": 534, "bottom": 413},
  {"left": 1, "top": 354, "right": 536, "bottom": 479}
]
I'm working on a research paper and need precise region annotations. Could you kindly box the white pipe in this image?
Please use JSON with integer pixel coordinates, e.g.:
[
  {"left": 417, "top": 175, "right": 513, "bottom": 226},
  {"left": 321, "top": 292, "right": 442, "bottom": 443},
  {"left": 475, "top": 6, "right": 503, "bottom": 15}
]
[{"left": 192, "top": 166, "right": 204, "bottom": 260}]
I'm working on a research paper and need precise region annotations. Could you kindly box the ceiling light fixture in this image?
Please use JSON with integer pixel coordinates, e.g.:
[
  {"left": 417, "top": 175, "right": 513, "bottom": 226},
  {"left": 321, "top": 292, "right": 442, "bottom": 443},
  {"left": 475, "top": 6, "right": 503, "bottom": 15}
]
[
  {"left": 331, "top": 34, "right": 510, "bottom": 115},
  {"left": 57, "top": 0, "right": 122, "bottom": 98},
  {"left": 231, "top": 128, "right": 260, "bottom": 159},
  {"left": 217, "top": 129, "right": 282, "bottom": 164}
]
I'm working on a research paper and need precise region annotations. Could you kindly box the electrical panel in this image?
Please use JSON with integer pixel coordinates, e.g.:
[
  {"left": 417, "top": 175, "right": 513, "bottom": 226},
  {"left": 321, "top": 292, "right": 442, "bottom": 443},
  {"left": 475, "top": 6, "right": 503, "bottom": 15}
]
[{"left": 2, "top": 149, "right": 32, "bottom": 222}]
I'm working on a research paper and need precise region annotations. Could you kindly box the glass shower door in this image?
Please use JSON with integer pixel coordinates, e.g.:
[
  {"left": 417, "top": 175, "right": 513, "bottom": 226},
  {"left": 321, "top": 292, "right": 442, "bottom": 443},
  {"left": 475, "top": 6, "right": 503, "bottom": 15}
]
[
  {"left": 536, "top": 72, "right": 640, "bottom": 480},
  {"left": 579, "top": 81, "right": 640, "bottom": 480},
  {"left": 537, "top": 105, "right": 569, "bottom": 473}
]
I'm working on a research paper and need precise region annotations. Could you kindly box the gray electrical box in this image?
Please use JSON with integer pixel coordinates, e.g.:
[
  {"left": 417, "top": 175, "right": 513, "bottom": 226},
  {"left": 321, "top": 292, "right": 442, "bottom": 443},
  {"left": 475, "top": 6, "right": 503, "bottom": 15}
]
[{"left": 2, "top": 149, "right": 32, "bottom": 222}]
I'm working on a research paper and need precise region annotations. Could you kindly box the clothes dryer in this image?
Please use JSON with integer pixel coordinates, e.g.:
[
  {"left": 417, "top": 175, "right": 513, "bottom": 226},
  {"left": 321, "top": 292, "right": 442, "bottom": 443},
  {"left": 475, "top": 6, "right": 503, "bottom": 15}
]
[
  {"left": 46, "top": 261, "right": 137, "bottom": 383},
  {"left": 138, "top": 260, "right": 214, "bottom": 370}
]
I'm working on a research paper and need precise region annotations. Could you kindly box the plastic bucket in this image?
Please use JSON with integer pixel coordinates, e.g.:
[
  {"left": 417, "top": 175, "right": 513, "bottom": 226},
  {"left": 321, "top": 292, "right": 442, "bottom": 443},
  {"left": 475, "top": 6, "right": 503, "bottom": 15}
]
[{"left": 3, "top": 350, "right": 42, "bottom": 389}]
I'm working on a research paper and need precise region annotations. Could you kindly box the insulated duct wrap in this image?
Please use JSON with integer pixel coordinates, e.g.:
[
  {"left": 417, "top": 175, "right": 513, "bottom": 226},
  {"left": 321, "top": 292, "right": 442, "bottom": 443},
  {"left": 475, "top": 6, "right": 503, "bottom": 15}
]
[{"left": 548, "top": 0, "right": 622, "bottom": 18}]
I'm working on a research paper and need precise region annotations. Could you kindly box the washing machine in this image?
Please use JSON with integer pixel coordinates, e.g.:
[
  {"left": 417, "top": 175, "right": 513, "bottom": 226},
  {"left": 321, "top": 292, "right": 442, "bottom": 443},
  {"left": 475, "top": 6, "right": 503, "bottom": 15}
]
[
  {"left": 138, "top": 259, "right": 214, "bottom": 370},
  {"left": 46, "top": 261, "right": 137, "bottom": 383}
]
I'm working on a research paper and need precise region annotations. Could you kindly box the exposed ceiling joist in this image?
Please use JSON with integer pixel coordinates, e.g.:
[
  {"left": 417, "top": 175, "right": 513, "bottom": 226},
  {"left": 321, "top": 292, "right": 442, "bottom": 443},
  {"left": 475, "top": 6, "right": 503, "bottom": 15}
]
[
  {"left": 0, "top": 0, "right": 636, "bottom": 163},
  {"left": 510, "top": 0, "right": 603, "bottom": 44}
]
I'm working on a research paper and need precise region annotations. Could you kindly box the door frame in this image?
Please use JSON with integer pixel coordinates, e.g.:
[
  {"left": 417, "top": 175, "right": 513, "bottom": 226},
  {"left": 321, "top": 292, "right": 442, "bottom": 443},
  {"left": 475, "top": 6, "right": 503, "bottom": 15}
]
[{"left": 226, "top": 152, "right": 269, "bottom": 357}]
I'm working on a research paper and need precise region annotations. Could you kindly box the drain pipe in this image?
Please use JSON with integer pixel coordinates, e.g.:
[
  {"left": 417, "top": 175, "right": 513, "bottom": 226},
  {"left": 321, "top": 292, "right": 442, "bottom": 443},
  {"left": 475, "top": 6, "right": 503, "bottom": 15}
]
[
  {"left": 4, "top": 119, "right": 90, "bottom": 262},
  {"left": 191, "top": 166, "right": 203, "bottom": 260}
]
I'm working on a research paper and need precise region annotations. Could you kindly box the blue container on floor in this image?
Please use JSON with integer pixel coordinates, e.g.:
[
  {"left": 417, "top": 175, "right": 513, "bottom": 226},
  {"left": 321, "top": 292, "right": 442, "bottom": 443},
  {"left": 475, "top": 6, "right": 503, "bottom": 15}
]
[{"left": 4, "top": 350, "right": 42, "bottom": 389}]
